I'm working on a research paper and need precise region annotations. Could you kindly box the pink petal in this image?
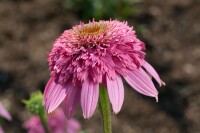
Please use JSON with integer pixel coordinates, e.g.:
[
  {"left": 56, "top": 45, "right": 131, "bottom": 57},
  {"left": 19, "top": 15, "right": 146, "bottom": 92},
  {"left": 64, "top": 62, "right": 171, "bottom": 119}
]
[
  {"left": 143, "top": 61, "right": 164, "bottom": 86},
  {"left": 44, "top": 78, "right": 68, "bottom": 113},
  {"left": 0, "top": 102, "right": 12, "bottom": 121},
  {"left": 123, "top": 68, "right": 158, "bottom": 101},
  {"left": 106, "top": 74, "right": 124, "bottom": 114},
  {"left": 81, "top": 79, "right": 99, "bottom": 119},
  {"left": 43, "top": 78, "right": 54, "bottom": 104},
  {"left": 63, "top": 84, "right": 81, "bottom": 119}
]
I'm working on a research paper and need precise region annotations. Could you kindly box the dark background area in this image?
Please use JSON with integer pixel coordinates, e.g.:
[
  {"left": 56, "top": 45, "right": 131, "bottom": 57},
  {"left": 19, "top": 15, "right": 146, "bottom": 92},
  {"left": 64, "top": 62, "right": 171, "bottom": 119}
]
[{"left": 0, "top": 0, "right": 200, "bottom": 133}]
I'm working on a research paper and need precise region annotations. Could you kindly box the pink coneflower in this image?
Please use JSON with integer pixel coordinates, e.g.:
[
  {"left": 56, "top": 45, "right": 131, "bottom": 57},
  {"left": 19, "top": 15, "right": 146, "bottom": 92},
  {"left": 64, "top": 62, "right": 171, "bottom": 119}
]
[
  {"left": 44, "top": 20, "right": 164, "bottom": 119},
  {"left": 23, "top": 108, "right": 81, "bottom": 133}
]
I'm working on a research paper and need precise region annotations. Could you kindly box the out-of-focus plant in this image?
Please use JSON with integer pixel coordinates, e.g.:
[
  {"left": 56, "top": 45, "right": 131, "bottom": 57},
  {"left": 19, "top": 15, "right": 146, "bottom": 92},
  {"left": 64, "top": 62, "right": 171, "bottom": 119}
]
[
  {"left": 23, "top": 91, "right": 83, "bottom": 133},
  {"left": 0, "top": 102, "right": 12, "bottom": 133},
  {"left": 23, "top": 91, "right": 49, "bottom": 133},
  {"left": 63, "top": 0, "right": 142, "bottom": 20}
]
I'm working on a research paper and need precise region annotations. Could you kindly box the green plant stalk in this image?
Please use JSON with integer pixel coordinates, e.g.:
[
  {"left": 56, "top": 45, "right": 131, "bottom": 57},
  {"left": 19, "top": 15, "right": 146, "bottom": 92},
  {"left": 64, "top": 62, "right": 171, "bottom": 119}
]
[
  {"left": 98, "top": 84, "right": 112, "bottom": 133},
  {"left": 39, "top": 110, "right": 49, "bottom": 133}
]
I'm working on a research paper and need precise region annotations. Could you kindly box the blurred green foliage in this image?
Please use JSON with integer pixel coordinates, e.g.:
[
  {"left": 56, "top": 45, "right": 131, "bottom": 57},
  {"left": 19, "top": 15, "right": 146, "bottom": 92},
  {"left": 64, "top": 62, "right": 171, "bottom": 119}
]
[
  {"left": 63, "top": 0, "right": 141, "bottom": 21},
  {"left": 23, "top": 91, "right": 44, "bottom": 115}
]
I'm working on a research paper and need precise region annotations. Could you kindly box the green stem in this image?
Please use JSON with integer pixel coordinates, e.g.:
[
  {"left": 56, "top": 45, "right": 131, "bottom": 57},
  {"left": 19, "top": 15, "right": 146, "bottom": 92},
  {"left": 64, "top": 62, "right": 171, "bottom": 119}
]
[
  {"left": 39, "top": 110, "right": 49, "bottom": 133},
  {"left": 98, "top": 84, "right": 112, "bottom": 133}
]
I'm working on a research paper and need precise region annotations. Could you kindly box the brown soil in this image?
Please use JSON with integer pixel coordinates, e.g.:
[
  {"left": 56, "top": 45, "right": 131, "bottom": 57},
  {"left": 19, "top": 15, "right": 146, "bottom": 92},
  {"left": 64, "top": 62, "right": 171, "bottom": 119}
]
[{"left": 0, "top": 0, "right": 200, "bottom": 133}]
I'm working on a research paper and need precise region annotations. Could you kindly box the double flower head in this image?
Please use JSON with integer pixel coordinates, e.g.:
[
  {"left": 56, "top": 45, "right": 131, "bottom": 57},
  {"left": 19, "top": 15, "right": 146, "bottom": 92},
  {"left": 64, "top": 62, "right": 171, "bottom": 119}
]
[{"left": 44, "top": 20, "right": 164, "bottom": 119}]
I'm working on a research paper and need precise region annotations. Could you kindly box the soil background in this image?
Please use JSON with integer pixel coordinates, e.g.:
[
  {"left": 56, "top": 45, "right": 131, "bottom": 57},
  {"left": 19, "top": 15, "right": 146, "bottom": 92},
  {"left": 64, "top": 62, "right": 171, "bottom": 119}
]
[{"left": 0, "top": 0, "right": 200, "bottom": 133}]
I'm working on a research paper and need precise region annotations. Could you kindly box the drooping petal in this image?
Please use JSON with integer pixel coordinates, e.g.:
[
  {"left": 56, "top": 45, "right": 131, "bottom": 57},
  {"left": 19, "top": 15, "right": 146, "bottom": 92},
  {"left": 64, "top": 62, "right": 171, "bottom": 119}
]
[
  {"left": 0, "top": 102, "right": 12, "bottom": 121},
  {"left": 63, "top": 84, "right": 81, "bottom": 119},
  {"left": 123, "top": 68, "right": 158, "bottom": 101},
  {"left": 81, "top": 79, "right": 99, "bottom": 119},
  {"left": 44, "top": 78, "right": 68, "bottom": 113},
  {"left": 43, "top": 77, "right": 54, "bottom": 104},
  {"left": 106, "top": 74, "right": 124, "bottom": 114},
  {"left": 143, "top": 61, "right": 164, "bottom": 86}
]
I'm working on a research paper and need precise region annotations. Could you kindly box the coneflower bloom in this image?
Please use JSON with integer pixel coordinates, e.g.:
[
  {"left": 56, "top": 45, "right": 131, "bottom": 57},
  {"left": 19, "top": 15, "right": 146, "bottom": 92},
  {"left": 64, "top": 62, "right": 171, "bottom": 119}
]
[{"left": 44, "top": 20, "right": 164, "bottom": 119}]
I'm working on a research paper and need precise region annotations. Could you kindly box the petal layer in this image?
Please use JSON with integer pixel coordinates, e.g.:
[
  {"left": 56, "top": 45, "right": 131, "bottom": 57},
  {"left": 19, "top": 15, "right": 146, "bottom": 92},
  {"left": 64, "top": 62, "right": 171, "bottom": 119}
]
[
  {"left": 63, "top": 84, "right": 81, "bottom": 119},
  {"left": 106, "top": 74, "right": 124, "bottom": 114},
  {"left": 81, "top": 79, "right": 99, "bottom": 119},
  {"left": 123, "top": 68, "right": 158, "bottom": 101},
  {"left": 44, "top": 78, "right": 68, "bottom": 113},
  {"left": 143, "top": 61, "right": 164, "bottom": 86}
]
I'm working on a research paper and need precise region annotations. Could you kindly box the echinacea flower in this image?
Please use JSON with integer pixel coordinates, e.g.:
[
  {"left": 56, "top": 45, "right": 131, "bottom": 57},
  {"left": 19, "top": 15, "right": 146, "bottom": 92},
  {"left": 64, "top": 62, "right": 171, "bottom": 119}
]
[
  {"left": 23, "top": 108, "right": 81, "bottom": 133},
  {"left": 0, "top": 102, "right": 12, "bottom": 133},
  {"left": 44, "top": 20, "right": 164, "bottom": 119}
]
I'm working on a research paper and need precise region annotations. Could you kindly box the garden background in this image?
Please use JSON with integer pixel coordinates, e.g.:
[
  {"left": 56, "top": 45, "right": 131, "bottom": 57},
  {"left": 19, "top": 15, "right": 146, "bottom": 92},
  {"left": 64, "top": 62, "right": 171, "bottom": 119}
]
[{"left": 0, "top": 0, "right": 200, "bottom": 132}]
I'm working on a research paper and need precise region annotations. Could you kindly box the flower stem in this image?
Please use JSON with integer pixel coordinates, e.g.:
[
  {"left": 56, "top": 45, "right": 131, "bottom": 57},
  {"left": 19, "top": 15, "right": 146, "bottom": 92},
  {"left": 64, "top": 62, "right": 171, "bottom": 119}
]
[
  {"left": 39, "top": 110, "right": 49, "bottom": 133},
  {"left": 98, "top": 84, "right": 112, "bottom": 133}
]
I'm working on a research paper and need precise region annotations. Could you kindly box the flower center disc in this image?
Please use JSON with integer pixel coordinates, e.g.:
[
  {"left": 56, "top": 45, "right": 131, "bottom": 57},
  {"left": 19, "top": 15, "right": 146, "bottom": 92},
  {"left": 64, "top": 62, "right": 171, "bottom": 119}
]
[{"left": 79, "top": 23, "right": 106, "bottom": 35}]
